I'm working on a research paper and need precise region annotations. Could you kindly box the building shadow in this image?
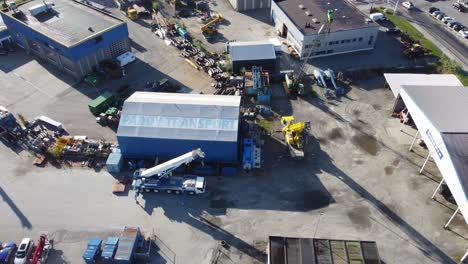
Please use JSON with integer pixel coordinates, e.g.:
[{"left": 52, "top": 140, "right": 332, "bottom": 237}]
[
  {"left": 299, "top": 96, "right": 457, "bottom": 263},
  {"left": 0, "top": 186, "right": 33, "bottom": 229},
  {"left": 0, "top": 50, "right": 33, "bottom": 73},
  {"left": 239, "top": 8, "right": 275, "bottom": 26},
  {"left": 130, "top": 38, "right": 148, "bottom": 53}
]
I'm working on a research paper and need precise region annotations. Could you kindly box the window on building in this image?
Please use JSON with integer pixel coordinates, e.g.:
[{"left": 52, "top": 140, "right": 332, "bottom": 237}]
[
  {"left": 341, "top": 40, "right": 345, "bottom": 44},
  {"left": 358, "top": 37, "right": 363, "bottom": 42},
  {"left": 329, "top": 41, "right": 333, "bottom": 45},
  {"left": 326, "top": 49, "right": 333, "bottom": 54},
  {"left": 353, "top": 38, "right": 357, "bottom": 42},
  {"left": 368, "top": 35, "right": 374, "bottom": 45}
]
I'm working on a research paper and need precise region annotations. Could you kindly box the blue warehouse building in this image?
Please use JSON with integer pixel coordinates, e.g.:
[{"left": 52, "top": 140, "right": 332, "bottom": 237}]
[
  {"left": 0, "top": 0, "right": 130, "bottom": 80},
  {"left": 117, "top": 92, "right": 241, "bottom": 163}
]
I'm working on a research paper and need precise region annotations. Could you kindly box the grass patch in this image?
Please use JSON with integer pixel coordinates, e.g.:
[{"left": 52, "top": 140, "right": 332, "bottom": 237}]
[{"left": 375, "top": 6, "right": 468, "bottom": 85}]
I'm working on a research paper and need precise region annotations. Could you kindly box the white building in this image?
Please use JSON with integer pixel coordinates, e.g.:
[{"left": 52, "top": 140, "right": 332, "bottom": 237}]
[{"left": 271, "top": 0, "right": 379, "bottom": 59}]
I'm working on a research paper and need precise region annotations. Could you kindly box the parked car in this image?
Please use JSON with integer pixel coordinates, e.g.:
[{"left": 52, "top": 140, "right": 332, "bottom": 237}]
[
  {"left": 453, "top": 23, "right": 465, "bottom": 31},
  {"left": 14, "top": 238, "right": 33, "bottom": 264},
  {"left": 402, "top": 1, "right": 414, "bottom": 9},
  {"left": 447, "top": 20, "right": 459, "bottom": 27},
  {"left": 429, "top": 7, "right": 439, "bottom": 13},
  {"left": 453, "top": 2, "right": 466, "bottom": 12},
  {"left": 436, "top": 13, "right": 445, "bottom": 20},
  {"left": 0, "top": 242, "right": 17, "bottom": 264},
  {"left": 459, "top": 30, "right": 468, "bottom": 38},
  {"left": 431, "top": 10, "right": 443, "bottom": 17},
  {"left": 442, "top": 17, "right": 455, "bottom": 23},
  {"left": 386, "top": 27, "right": 401, "bottom": 34}
]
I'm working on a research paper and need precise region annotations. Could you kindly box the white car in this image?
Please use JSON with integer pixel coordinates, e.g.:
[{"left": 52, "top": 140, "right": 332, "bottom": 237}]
[
  {"left": 14, "top": 238, "right": 33, "bottom": 264},
  {"left": 402, "top": 1, "right": 414, "bottom": 9},
  {"left": 459, "top": 30, "right": 468, "bottom": 38},
  {"left": 436, "top": 13, "right": 445, "bottom": 20},
  {"left": 441, "top": 17, "right": 455, "bottom": 23}
]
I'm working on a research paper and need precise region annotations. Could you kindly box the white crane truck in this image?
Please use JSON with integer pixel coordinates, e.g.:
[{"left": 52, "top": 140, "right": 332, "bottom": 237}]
[{"left": 133, "top": 149, "right": 207, "bottom": 198}]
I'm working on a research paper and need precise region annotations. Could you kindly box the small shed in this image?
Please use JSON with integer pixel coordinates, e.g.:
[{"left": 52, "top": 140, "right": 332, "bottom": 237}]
[{"left": 228, "top": 40, "right": 277, "bottom": 73}]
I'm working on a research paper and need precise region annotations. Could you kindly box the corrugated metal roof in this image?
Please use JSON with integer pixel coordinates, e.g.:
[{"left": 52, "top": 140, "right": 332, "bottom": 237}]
[
  {"left": 384, "top": 73, "right": 462, "bottom": 98},
  {"left": 229, "top": 41, "right": 276, "bottom": 62},
  {"left": 117, "top": 92, "right": 240, "bottom": 142},
  {"left": 401, "top": 85, "right": 468, "bottom": 133}
]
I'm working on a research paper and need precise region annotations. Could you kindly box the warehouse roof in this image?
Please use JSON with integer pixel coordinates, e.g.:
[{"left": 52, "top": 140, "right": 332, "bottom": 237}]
[
  {"left": 117, "top": 92, "right": 241, "bottom": 142},
  {"left": 273, "top": 0, "right": 375, "bottom": 35},
  {"left": 1, "top": 0, "right": 124, "bottom": 47},
  {"left": 229, "top": 41, "right": 276, "bottom": 62},
  {"left": 384, "top": 73, "right": 462, "bottom": 98},
  {"left": 269, "top": 236, "right": 381, "bottom": 264},
  {"left": 399, "top": 85, "right": 468, "bottom": 225}
]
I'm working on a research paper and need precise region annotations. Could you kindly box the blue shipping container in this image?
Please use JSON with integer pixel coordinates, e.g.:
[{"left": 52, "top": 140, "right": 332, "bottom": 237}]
[
  {"left": 106, "top": 152, "right": 124, "bottom": 173},
  {"left": 114, "top": 226, "right": 140, "bottom": 264},
  {"left": 101, "top": 237, "right": 119, "bottom": 262},
  {"left": 82, "top": 238, "right": 102, "bottom": 263}
]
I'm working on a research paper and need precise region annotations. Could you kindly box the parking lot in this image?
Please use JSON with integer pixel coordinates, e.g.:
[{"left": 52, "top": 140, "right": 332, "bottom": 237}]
[{"left": 0, "top": 0, "right": 467, "bottom": 263}]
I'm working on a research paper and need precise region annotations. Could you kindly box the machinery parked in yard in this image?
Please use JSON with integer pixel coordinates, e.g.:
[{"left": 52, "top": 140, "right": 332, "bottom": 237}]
[
  {"left": 133, "top": 149, "right": 207, "bottom": 199},
  {"left": 31, "top": 233, "right": 53, "bottom": 264},
  {"left": 82, "top": 238, "right": 102, "bottom": 264},
  {"left": 281, "top": 116, "right": 310, "bottom": 160},
  {"left": 201, "top": 13, "right": 224, "bottom": 38}
]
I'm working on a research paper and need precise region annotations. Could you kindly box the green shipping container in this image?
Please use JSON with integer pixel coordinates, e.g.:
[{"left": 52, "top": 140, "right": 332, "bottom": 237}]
[{"left": 88, "top": 92, "right": 116, "bottom": 116}]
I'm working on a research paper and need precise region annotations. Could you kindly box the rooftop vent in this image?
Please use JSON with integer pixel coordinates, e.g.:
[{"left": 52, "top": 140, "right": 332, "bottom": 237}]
[
  {"left": 342, "top": 15, "right": 346, "bottom": 18},
  {"left": 305, "top": 11, "right": 311, "bottom": 16},
  {"left": 312, "top": 18, "right": 320, "bottom": 24},
  {"left": 299, "top": 4, "right": 305, "bottom": 9}
]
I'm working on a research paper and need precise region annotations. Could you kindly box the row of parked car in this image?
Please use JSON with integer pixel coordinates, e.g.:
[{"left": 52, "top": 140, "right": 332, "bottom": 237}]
[
  {"left": 429, "top": 7, "right": 468, "bottom": 39},
  {"left": 0, "top": 238, "right": 33, "bottom": 264}
]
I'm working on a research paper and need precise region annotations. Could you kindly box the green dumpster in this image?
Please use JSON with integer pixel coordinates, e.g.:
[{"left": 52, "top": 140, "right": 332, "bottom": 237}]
[{"left": 88, "top": 92, "right": 116, "bottom": 116}]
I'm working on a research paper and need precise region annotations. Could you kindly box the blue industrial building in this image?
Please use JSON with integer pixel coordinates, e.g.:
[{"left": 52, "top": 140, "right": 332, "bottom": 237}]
[
  {"left": 0, "top": 0, "right": 130, "bottom": 79},
  {"left": 117, "top": 92, "right": 241, "bottom": 163}
]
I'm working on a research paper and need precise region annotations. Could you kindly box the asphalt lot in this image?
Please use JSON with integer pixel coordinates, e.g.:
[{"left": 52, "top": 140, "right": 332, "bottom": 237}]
[
  {"left": 352, "top": 0, "right": 468, "bottom": 68},
  {"left": 1, "top": 1, "right": 467, "bottom": 263}
]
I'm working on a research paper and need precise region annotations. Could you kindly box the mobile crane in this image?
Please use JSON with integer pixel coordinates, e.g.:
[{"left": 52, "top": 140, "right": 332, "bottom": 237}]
[
  {"left": 281, "top": 116, "right": 310, "bottom": 159},
  {"left": 201, "top": 13, "right": 224, "bottom": 36},
  {"left": 133, "top": 149, "right": 206, "bottom": 199}
]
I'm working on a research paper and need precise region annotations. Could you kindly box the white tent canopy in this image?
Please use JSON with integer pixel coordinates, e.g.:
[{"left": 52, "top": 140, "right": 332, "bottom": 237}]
[
  {"left": 400, "top": 85, "right": 468, "bottom": 225},
  {"left": 384, "top": 73, "right": 462, "bottom": 98}
]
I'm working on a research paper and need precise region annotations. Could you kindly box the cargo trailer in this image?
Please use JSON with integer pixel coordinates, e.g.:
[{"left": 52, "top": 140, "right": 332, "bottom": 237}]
[{"left": 114, "top": 226, "right": 141, "bottom": 264}]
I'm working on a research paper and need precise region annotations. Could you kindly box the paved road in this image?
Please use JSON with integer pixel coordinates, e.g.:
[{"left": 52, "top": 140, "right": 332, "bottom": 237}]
[{"left": 396, "top": 6, "right": 468, "bottom": 68}]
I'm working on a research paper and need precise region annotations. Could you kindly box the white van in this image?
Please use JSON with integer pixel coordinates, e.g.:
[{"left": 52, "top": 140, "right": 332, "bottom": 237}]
[
  {"left": 116, "top": 51, "right": 136, "bottom": 67},
  {"left": 369, "top": 12, "right": 386, "bottom": 21}
]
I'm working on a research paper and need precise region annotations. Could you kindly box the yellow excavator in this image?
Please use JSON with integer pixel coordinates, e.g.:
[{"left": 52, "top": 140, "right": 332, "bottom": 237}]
[
  {"left": 201, "top": 13, "right": 224, "bottom": 36},
  {"left": 281, "top": 116, "right": 310, "bottom": 159}
]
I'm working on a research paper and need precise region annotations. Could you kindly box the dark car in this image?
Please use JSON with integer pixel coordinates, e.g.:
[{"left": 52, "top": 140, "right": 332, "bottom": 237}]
[
  {"left": 428, "top": 7, "right": 439, "bottom": 13},
  {"left": 0, "top": 242, "right": 17, "bottom": 264},
  {"left": 453, "top": 2, "right": 466, "bottom": 12},
  {"left": 386, "top": 27, "right": 401, "bottom": 34},
  {"left": 453, "top": 24, "right": 465, "bottom": 31}
]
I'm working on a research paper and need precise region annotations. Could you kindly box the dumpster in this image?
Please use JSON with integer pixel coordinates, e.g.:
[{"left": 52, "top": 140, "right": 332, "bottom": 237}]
[
  {"left": 88, "top": 92, "right": 116, "bottom": 116},
  {"left": 82, "top": 238, "right": 102, "bottom": 263},
  {"left": 101, "top": 237, "right": 119, "bottom": 262},
  {"left": 106, "top": 152, "right": 124, "bottom": 173}
]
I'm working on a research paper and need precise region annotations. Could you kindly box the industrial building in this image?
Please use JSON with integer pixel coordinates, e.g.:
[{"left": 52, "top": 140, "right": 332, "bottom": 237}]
[
  {"left": 228, "top": 40, "right": 277, "bottom": 73},
  {"left": 227, "top": 0, "right": 271, "bottom": 12},
  {"left": 117, "top": 92, "right": 241, "bottom": 163},
  {"left": 0, "top": 0, "right": 130, "bottom": 80},
  {"left": 270, "top": 0, "right": 379, "bottom": 59}
]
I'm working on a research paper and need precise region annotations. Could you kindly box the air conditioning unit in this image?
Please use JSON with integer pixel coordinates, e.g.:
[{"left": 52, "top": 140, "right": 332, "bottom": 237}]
[
  {"left": 28, "top": 2, "right": 54, "bottom": 17},
  {"left": 298, "top": 4, "right": 305, "bottom": 9},
  {"left": 305, "top": 11, "right": 311, "bottom": 16}
]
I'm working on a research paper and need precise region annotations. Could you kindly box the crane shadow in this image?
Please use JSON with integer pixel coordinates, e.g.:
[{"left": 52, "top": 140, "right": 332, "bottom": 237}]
[{"left": 0, "top": 186, "right": 32, "bottom": 229}]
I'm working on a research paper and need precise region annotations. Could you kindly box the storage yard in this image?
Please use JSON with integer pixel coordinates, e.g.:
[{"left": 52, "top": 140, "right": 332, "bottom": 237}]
[{"left": 0, "top": 0, "right": 467, "bottom": 263}]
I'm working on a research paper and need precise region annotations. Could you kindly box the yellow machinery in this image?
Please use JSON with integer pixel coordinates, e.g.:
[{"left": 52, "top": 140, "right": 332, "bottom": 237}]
[
  {"left": 281, "top": 116, "right": 310, "bottom": 159},
  {"left": 201, "top": 13, "right": 224, "bottom": 35},
  {"left": 127, "top": 7, "right": 138, "bottom": 20}
]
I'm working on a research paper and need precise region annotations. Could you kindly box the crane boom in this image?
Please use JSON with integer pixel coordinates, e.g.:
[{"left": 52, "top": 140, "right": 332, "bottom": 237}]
[{"left": 136, "top": 149, "right": 205, "bottom": 179}]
